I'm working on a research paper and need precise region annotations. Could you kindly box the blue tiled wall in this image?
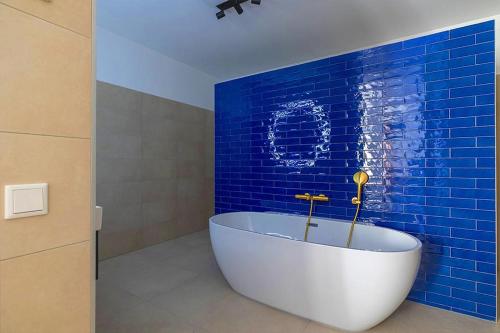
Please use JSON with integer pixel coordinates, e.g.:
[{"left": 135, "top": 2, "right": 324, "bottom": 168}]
[{"left": 215, "top": 21, "right": 496, "bottom": 320}]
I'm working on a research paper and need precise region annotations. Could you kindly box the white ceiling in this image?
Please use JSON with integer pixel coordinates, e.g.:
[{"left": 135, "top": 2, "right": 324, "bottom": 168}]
[{"left": 97, "top": 0, "right": 500, "bottom": 81}]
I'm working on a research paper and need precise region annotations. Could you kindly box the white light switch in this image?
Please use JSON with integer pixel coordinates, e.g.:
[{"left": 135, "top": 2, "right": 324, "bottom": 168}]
[{"left": 5, "top": 183, "right": 48, "bottom": 219}]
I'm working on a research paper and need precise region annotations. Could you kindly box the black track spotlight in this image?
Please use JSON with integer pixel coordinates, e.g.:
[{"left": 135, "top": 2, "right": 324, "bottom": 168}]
[
  {"left": 216, "top": 0, "right": 261, "bottom": 19},
  {"left": 216, "top": 10, "right": 225, "bottom": 19},
  {"left": 234, "top": 4, "right": 243, "bottom": 15}
]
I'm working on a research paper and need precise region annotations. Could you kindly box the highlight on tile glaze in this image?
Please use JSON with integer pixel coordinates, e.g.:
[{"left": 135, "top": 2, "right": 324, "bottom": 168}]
[{"left": 268, "top": 99, "right": 331, "bottom": 169}]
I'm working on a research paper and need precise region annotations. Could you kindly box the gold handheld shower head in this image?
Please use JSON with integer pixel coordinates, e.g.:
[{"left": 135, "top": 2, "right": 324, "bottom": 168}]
[
  {"left": 353, "top": 171, "right": 369, "bottom": 186},
  {"left": 347, "top": 170, "right": 369, "bottom": 248},
  {"left": 351, "top": 171, "right": 369, "bottom": 205}
]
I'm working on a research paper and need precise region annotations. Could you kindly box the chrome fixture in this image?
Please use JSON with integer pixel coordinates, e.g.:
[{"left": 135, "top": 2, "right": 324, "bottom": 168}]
[
  {"left": 295, "top": 193, "right": 329, "bottom": 241},
  {"left": 346, "top": 170, "right": 369, "bottom": 248},
  {"left": 216, "top": 0, "right": 262, "bottom": 19}
]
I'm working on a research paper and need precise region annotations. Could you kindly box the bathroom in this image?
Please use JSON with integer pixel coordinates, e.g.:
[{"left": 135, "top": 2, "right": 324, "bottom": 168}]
[{"left": 0, "top": 0, "right": 498, "bottom": 332}]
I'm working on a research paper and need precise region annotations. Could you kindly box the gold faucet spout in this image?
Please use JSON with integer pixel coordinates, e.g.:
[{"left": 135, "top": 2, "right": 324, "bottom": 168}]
[{"left": 295, "top": 193, "right": 311, "bottom": 201}]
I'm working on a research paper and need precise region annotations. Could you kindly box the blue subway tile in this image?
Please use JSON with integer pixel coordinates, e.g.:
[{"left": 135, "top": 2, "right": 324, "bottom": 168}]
[
  {"left": 476, "top": 179, "right": 495, "bottom": 189},
  {"left": 476, "top": 73, "right": 495, "bottom": 85},
  {"left": 427, "top": 274, "right": 476, "bottom": 291},
  {"left": 477, "top": 241, "right": 496, "bottom": 253},
  {"left": 477, "top": 262, "right": 496, "bottom": 273},
  {"left": 426, "top": 76, "right": 475, "bottom": 91},
  {"left": 477, "top": 283, "right": 496, "bottom": 296},
  {"left": 426, "top": 97, "right": 475, "bottom": 110},
  {"left": 451, "top": 208, "right": 495, "bottom": 221},
  {"left": 451, "top": 248, "right": 495, "bottom": 264},
  {"left": 450, "top": 41, "right": 494, "bottom": 58},
  {"left": 450, "top": 126, "right": 495, "bottom": 138},
  {"left": 451, "top": 168, "right": 495, "bottom": 178},
  {"left": 451, "top": 228, "right": 495, "bottom": 242},
  {"left": 426, "top": 216, "right": 475, "bottom": 229},
  {"left": 423, "top": 69, "right": 450, "bottom": 82},
  {"left": 426, "top": 292, "right": 475, "bottom": 312},
  {"left": 452, "top": 268, "right": 495, "bottom": 284},
  {"left": 426, "top": 56, "right": 475, "bottom": 72},
  {"left": 477, "top": 94, "right": 495, "bottom": 105},
  {"left": 476, "top": 52, "right": 495, "bottom": 64},
  {"left": 452, "top": 289, "right": 496, "bottom": 306},
  {"left": 450, "top": 84, "right": 494, "bottom": 98},
  {"left": 426, "top": 35, "right": 475, "bottom": 53},
  {"left": 451, "top": 148, "right": 494, "bottom": 158},
  {"left": 450, "top": 20, "right": 494, "bottom": 38},
  {"left": 477, "top": 304, "right": 496, "bottom": 317},
  {"left": 476, "top": 116, "right": 495, "bottom": 127},
  {"left": 451, "top": 188, "right": 494, "bottom": 200},
  {"left": 450, "top": 63, "right": 495, "bottom": 78},
  {"left": 476, "top": 31, "right": 495, "bottom": 43},
  {"left": 403, "top": 31, "right": 450, "bottom": 48},
  {"left": 426, "top": 178, "right": 475, "bottom": 188},
  {"left": 477, "top": 199, "right": 495, "bottom": 210}
]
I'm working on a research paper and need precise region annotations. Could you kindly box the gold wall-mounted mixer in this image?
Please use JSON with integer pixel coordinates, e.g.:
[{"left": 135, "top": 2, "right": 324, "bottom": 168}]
[
  {"left": 293, "top": 170, "right": 368, "bottom": 246},
  {"left": 346, "top": 170, "right": 369, "bottom": 248},
  {"left": 294, "top": 193, "right": 329, "bottom": 241}
]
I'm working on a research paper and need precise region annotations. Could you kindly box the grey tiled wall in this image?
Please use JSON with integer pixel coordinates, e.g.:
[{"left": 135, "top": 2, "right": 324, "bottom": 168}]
[{"left": 96, "top": 81, "right": 214, "bottom": 259}]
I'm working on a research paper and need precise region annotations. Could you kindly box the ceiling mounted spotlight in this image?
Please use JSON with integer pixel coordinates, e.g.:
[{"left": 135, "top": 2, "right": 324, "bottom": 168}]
[
  {"left": 234, "top": 4, "right": 243, "bottom": 15},
  {"left": 215, "top": 0, "right": 262, "bottom": 19},
  {"left": 216, "top": 11, "right": 225, "bottom": 19}
]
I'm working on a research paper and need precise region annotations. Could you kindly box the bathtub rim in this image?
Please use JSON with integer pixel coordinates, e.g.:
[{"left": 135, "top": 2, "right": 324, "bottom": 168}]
[{"left": 209, "top": 211, "right": 423, "bottom": 254}]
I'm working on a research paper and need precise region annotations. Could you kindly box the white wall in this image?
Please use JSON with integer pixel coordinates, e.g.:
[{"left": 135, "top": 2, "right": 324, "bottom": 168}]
[{"left": 96, "top": 26, "right": 217, "bottom": 111}]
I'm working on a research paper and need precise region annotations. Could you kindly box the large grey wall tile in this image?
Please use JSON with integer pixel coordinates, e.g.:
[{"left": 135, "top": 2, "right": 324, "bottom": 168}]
[
  {"left": 141, "top": 180, "right": 177, "bottom": 203},
  {"left": 141, "top": 159, "right": 177, "bottom": 181},
  {"left": 101, "top": 203, "right": 142, "bottom": 235},
  {"left": 96, "top": 157, "right": 142, "bottom": 184},
  {"left": 176, "top": 159, "right": 206, "bottom": 179},
  {"left": 96, "top": 182, "right": 142, "bottom": 207},
  {"left": 141, "top": 220, "right": 176, "bottom": 248},
  {"left": 96, "top": 82, "right": 142, "bottom": 137},
  {"left": 96, "top": 82, "right": 143, "bottom": 116},
  {"left": 175, "top": 103, "right": 207, "bottom": 124},
  {"left": 99, "top": 231, "right": 141, "bottom": 260},
  {"left": 97, "top": 133, "right": 142, "bottom": 159},
  {"left": 175, "top": 121, "right": 205, "bottom": 143},
  {"left": 142, "top": 201, "right": 177, "bottom": 226},
  {"left": 96, "top": 109, "right": 141, "bottom": 137},
  {"left": 177, "top": 141, "right": 204, "bottom": 162},
  {"left": 97, "top": 81, "right": 214, "bottom": 258},
  {"left": 142, "top": 135, "right": 177, "bottom": 160},
  {"left": 141, "top": 93, "right": 180, "bottom": 122},
  {"left": 141, "top": 114, "right": 178, "bottom": 140}
]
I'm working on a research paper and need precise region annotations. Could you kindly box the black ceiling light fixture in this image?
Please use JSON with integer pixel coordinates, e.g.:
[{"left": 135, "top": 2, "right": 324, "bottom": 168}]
[{"left": 216, "top": 0, "right": 261, "bottom": 20}]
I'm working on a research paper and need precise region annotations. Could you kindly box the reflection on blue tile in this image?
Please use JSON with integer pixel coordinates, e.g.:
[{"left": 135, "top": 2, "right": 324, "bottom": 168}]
[{"left": 215, "top": 21, "right": 496, "bottom": 320}]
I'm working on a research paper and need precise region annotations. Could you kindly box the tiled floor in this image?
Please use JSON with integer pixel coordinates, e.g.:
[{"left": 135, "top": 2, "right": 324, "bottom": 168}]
[{"left": 96, "top": 229, "right": 499, "bottom": 333}]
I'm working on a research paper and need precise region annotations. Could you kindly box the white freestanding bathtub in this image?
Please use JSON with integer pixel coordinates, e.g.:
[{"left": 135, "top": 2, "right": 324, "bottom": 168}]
[{"left": 209, "top": 211, "right": 422, "bottom": 332}]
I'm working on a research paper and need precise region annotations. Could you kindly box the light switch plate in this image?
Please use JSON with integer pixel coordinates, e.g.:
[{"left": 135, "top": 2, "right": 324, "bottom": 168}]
[{"left": 4, "top": 183, "right": 48, "bottom": 219}]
